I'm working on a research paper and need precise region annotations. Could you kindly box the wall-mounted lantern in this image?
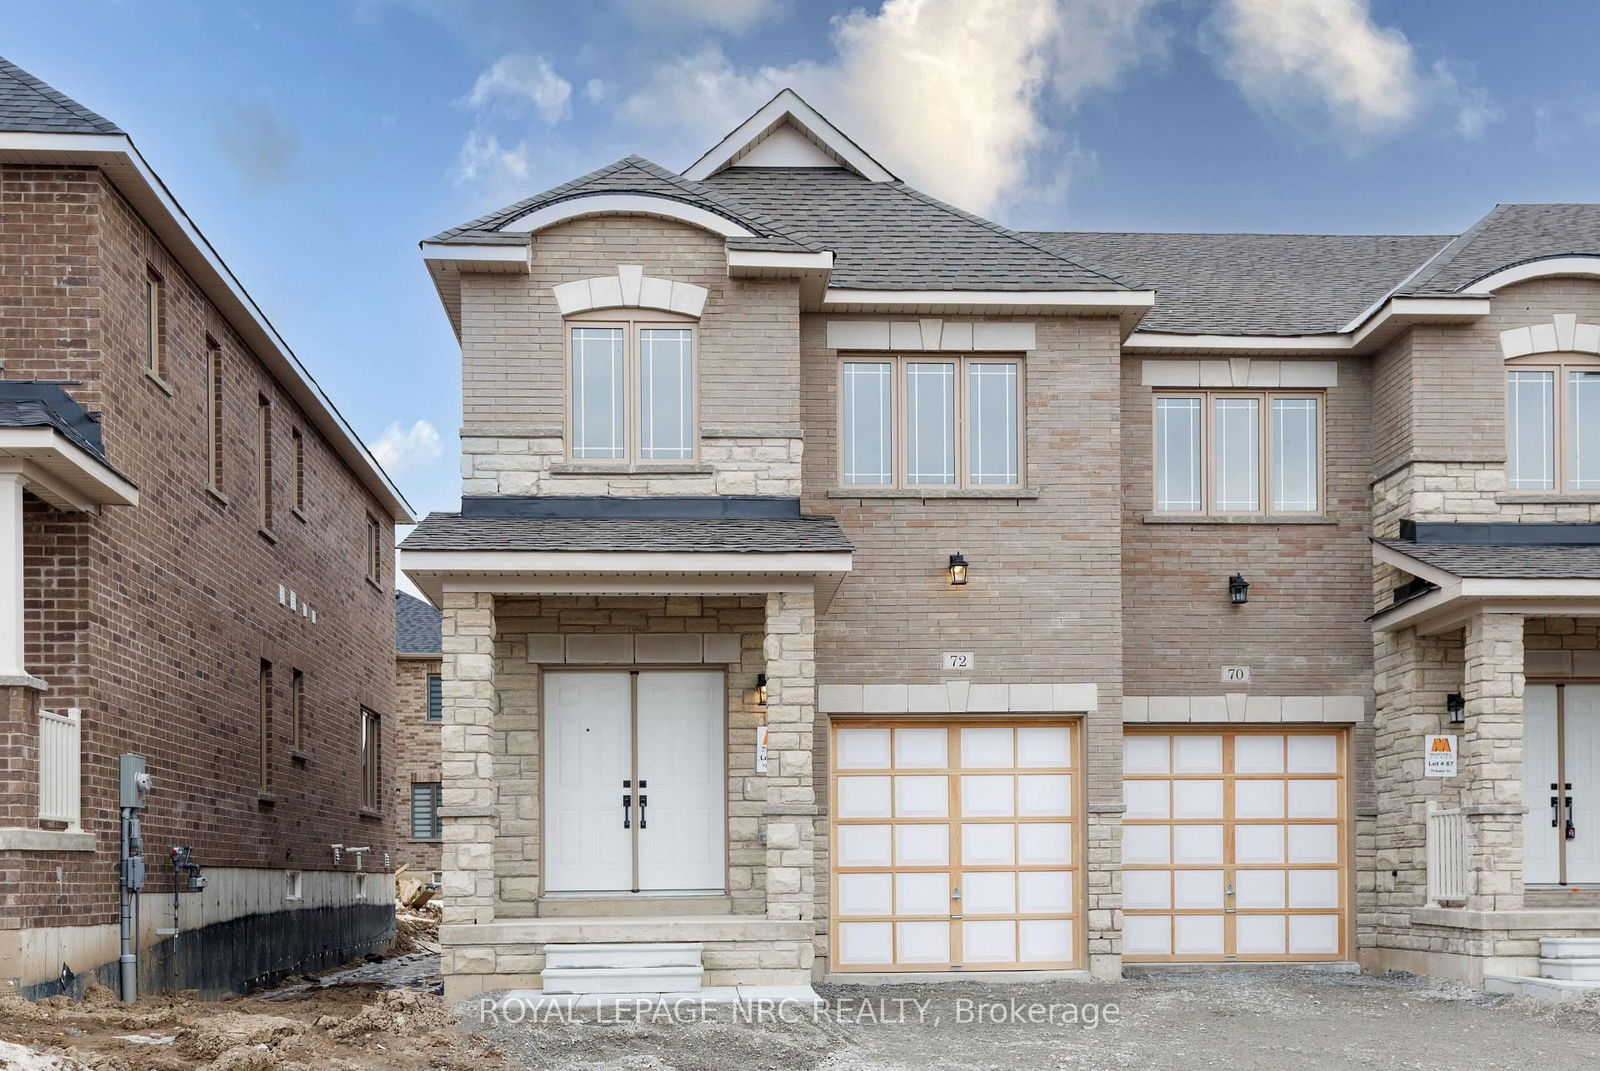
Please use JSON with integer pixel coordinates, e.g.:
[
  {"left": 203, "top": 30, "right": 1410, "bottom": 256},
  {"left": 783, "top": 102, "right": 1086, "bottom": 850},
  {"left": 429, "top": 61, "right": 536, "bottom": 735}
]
[
  {"left": 755, "top": 673, "right": 768, "bottom": 708},
  {"left": 948, "top": 552, "right": 969, "bottom": 587},
  {"left": 1446, "top": 692, "right": 1465, "bottom": 725},
  {"left": 1228, "top": 573, "right": 1250, "bottom": 605}
]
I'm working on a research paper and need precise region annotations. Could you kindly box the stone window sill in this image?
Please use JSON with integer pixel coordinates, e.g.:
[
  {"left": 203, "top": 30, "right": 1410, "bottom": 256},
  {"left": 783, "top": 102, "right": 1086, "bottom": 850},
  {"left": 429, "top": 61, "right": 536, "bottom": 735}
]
[
  {"left": 550, "top": 461, "right": 712, "bottom": 476},
  {"left": 827, "top": 487, "right": 1041, "bottom": 500},
  {"left": 1496, "top": 492, "right": 1600, "bottom": 504},
  {"left": 409, "top": 837, "right": 444, "bottom": 844},
  {"left": 258, "top": 526, "right": 278, "bottom": 545},
  {"left": 206, "top": 486, "right": 229, "bottom": 507},
  {"left": 145, "top": 370, "right": 174, "bottom": 396},
  {"left": 359, "top": 807, "right": 384, "bottom": 821},
  {"left": 0, "top": 827, "right": 96, "bottom": 851},
  {"left": 1142, "top": 513, "right": 1337, "bottom": 525},
  {"left": 290, "top": 749, "right": 308, "bottom": 764},
  {"left": 256, "top": 792, "right": 278, "bottom": 806}
]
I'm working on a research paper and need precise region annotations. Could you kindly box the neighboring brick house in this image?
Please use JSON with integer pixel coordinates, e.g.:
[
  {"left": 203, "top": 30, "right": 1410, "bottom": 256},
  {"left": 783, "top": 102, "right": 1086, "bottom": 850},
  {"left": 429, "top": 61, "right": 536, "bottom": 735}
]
[
  {"left": 393, "top": 592, "right": 443, "bottom": 880},
  {"left": 0, "top": 58, "right": 413, "bottom": 998},
  {"left": 404, "top": 89, "right": 1600, "bottom": 999}
]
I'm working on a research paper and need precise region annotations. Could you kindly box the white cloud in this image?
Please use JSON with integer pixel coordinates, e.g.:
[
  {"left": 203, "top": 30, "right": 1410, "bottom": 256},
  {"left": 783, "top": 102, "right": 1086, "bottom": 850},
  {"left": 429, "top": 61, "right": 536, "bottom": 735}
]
[
  {"left": 621, "top": 0, "right": 1163, "bottom": 218},
  {"left": 451, "top": 130, "right": 530, "bottom": 185},
  {"left": 1207, "top": 0, "right": 1496, "bottom": 150},
  {"left": 584, "top": 78, "right": 615, "bottom": 104},
  {"left": 464, "top": 54, "right": 572, "bottom": 123},
  {"left": 626, "top": 0, "right": 786, "bottom": 33},
  {"left": 371, "top": 419, "right": 444, "bottom": 473}
]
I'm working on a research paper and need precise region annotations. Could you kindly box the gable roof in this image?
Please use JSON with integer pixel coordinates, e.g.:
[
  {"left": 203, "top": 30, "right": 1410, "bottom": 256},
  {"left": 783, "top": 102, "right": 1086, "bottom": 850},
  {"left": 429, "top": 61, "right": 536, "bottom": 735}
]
[
  {"left": 705, "top": 168, "right": 1130, "bottom": 291},
  {"left": 1030, "top": 232, "right": 1451, "bottom": 335},
  {"left": 0, "top": 56, "right": 120, "bottom": 134},
  {"left": 1399, "top": 204, "right": 1600, "bottom": 296},
  {"left": 682, "top": 89, "right": 895, "bottom": 183},
  {"left": 394, "top": 591, "right": 442, "bottom": 654}
]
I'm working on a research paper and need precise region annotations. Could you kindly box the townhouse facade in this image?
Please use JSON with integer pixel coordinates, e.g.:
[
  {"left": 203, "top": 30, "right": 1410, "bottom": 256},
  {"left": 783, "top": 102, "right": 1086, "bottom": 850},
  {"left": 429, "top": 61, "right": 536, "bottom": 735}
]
[
  {"left": 404, "top": 91, "right": 1600, "bottom": 998},
  {"left": 393, "top": 592, "right": 444, "bottom": 881},
  {"left": 0, "top": 59, "right": 412, "bottom": 998}
]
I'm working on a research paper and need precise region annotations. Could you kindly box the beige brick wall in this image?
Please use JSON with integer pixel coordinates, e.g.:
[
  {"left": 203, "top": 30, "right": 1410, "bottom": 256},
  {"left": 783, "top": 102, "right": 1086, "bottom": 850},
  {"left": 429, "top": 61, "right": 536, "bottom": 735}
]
[
  {"left": 458, "top": 216, "right": 801, "bottom": 496},
  {"left": 392, "top": 657, "right": 443, "bottom": 877}
]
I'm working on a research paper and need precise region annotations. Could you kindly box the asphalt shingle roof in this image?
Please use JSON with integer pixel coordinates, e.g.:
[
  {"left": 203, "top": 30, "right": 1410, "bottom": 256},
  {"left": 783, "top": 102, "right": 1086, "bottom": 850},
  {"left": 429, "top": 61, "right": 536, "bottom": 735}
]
[
  {"left": 1027, "top": 232, "right": 1450, "bottom": 335},
  {"left": 429, "top": 155, "right": 810, "bottom": 250},
  {"left": 401, "top": 513, "right": 852, "bottom": 554},
  {"left": 1380, "top": 539, "right": 1600, "bottom": 579},
  {"left": 705, "top": 168, "right": 1129, "bottom": 291},
  {"left": 395, "top": 591, "right": 442, "bottom": 654},
  {"left": 1400, "top": 204, "right": 1600, "bottom": 295},
  {"left": 0, "top": 56, "right": 120, "bottom": 134},
  {"left": 0, "top": 382, "right": 108, "bottom": 461}
]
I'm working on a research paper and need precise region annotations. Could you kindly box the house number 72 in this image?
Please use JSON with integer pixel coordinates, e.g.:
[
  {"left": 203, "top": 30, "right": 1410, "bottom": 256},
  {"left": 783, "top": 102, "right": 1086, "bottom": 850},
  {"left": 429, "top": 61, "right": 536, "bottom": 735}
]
[{"left": 943, "top": 652, "right": 974, "bottom": 671}]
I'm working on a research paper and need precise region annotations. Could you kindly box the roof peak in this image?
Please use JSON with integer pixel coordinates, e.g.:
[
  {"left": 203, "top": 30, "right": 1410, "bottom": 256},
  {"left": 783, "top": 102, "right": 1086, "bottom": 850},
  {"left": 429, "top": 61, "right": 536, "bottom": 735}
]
[{"left": 682, "top": 88, "right": 895, "bottom": 184}]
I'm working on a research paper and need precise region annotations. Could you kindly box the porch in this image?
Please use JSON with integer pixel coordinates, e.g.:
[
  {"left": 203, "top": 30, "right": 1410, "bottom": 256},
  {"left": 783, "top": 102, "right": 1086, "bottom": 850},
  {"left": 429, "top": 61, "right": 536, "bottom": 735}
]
[
  {"left": 400, "top": 496, "right": 851, "bottom": 1000},
  {"left": 1371, "top": 531, "right": 1600, "bottom": 988}
]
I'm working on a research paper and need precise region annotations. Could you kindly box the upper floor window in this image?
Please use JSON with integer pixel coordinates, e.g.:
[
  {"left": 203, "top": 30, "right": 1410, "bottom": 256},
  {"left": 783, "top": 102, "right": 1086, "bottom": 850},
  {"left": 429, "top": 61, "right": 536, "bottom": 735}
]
[
  {"left": 426, "top": 673, "right": 443, "bottom": 722},
  {"left": 257, "top": 395, "right": 274, "bottom": 532},
  {"left": 1507, "top": 357, "right": 1600, "bottom": 491},
  {"left": 144, "top": 267, "right": 166, "bottom": 380},
  {"left": 206, "top": 337, "right": 224, "bottom": 491},
  {"left": 568, "top": 315, "right": 696, "bottom": 463},
  {"left": 839, "top": 356, "right": 1023, "bottom": 489},
  {"left": 410, "top": 781, "right": 442, "bottom": 840},
  {"left": 365, "top": 515, "right": 382, "bottom": 584},
  {"left": 1154, "top": 391, "right": 1321, "bottom": 514},
  {"left": 291, "top": 427, "right": 306, "bottom": 515}
]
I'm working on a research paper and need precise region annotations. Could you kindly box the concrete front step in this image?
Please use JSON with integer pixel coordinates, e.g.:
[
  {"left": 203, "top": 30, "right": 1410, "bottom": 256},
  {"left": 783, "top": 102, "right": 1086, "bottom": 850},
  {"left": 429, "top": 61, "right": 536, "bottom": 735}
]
[
  {"left": 1540, "top": 957, "right": 1600, "bottom": 982},
  {"left": 538, "top": 895, "right": 732, "bottom": 918},
  {"left": 1485, "top": 974, "right": 1600, "bottom": 1002},
  {"left": 546, "top": 943, "right": 705, "bottom": 970},
  {"left": 1541, "top": 936, "right": 1600, "bottom": 960},
  {"left": 542, "top": 965, "right": 705, "bottom": 995}
]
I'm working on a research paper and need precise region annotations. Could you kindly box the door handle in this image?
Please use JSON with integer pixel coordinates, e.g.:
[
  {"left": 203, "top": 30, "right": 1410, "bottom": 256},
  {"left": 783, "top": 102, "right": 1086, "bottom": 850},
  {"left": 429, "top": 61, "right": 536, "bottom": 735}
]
[
  {"left": 622, "top": 794, "right": 632, "bottom": 829},
  {"left": 1553, "top": 795, "right": 1562, "bottom": 828},
  {"left": 639, "top": 794, "right": 648, "bottom": 829}
]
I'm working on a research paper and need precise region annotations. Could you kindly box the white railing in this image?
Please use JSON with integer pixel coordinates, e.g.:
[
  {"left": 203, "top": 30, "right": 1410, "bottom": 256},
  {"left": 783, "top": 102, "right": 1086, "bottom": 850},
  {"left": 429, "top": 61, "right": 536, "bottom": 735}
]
[
  {"left": 1426, "top": 803, "right": 1469, "bottom": 904},
  {"left": 38, "top": 707, "right": 82, "bottom": 829}
]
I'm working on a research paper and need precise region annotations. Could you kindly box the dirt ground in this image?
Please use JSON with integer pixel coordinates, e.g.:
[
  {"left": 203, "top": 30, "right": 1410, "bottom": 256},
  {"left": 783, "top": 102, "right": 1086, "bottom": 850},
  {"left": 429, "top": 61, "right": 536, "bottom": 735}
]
[
  {"left": 8, "top": 928, "right": 1600, "bottom": 1071},
  {"left": 462, "top": 969, "right": 1600, "bottom": 1071},
  {"left": 0, "top": 902, "right": 511, "bottom": 1071}
]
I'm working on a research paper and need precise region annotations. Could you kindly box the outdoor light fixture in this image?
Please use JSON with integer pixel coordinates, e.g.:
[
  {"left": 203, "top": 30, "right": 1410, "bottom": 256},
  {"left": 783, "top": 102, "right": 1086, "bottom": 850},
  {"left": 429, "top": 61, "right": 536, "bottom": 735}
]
[
  {"left": 756, "top": 673, "right": 768, "bottom": 707},
  {"left": 1228, "top": 573, "right": 1250, "bottom": 605},
  {"left": 948, "top": 552, "right": 969, "bottom": 586},
  {"left": 1446, "top": 692, "right": 1465, "bottom": 725}
]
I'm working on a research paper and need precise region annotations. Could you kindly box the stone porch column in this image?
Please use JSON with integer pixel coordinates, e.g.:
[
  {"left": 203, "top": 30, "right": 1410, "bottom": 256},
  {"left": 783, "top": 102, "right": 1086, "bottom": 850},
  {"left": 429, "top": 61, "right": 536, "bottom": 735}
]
[
  {"left": 1460, "top": 610, "right": 1526, "bottom": 912},
  {"left": 0, "top": 473, "right": 26, "bottom": 679},
  {"left": 440, "top": 590, "right": 498, "bottom": 925},
  {"left": 762, "top": 589, "right": 816, "bottom": 921}
]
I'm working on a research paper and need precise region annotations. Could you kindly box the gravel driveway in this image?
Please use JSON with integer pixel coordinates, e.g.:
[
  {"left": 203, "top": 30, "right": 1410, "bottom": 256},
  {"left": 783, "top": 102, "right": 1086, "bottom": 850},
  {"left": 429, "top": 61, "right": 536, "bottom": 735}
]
[{"left": 463, "top": 969, "right": 1600, "bottom": 1071}]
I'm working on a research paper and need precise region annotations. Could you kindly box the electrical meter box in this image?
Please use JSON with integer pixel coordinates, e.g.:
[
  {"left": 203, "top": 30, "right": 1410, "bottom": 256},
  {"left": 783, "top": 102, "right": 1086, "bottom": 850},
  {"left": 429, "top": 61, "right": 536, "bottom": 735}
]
[{"left": 119, "top": 753, "right": 151, "bottom": 809}]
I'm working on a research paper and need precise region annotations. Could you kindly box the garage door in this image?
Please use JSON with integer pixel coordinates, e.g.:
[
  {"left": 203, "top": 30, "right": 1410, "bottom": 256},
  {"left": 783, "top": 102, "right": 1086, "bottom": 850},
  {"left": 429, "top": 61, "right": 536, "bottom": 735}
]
[
  {"left": 830, "top": 720, "right": 1081, "bottom": 972},
  {"left": 1122, "top": 729, "right": 1348, "bottom": 962}
]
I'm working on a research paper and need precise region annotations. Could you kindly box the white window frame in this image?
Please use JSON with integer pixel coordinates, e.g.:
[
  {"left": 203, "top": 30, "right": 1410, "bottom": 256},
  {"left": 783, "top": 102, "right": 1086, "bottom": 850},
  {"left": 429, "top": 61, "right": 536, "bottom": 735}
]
[
  {"left": 1505, "top": 353, "right": 1600, "bottom": 492},
  {"left": 1152, "top": 390, "right": 1325, "bottom": 516},
  {"left": 565, "top": 311, "right": 699, "bottom": 465},
  {"left": 836, "top": 354, "right": 1026, "bottom": 491}
]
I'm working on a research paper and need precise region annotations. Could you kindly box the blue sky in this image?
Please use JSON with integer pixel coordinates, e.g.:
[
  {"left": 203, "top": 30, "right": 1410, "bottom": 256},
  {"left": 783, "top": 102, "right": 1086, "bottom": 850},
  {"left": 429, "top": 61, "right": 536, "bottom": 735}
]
[{"left": 9, "top": 0, "right": 1600, "bottom": 536}]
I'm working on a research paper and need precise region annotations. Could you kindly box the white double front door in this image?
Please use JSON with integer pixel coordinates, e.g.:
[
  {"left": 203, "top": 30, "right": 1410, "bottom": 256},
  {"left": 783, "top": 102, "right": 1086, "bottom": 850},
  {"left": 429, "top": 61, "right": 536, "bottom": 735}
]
[
  {"left": 544, "top": 669, "right": 726, "bottom": 893},
  {"left": 1524, "top": 684, "right": 1600, "bottom": 886}
]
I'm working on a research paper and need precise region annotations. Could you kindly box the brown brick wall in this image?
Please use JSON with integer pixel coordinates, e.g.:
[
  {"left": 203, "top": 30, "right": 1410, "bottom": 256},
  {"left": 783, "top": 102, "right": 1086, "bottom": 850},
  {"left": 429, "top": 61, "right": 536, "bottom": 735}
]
[
  {"left": 0, "top": 166, "right": 396, "bottom": 932},
  {"left": 392, "top": 656, "right": 443, "bottom": 877}
]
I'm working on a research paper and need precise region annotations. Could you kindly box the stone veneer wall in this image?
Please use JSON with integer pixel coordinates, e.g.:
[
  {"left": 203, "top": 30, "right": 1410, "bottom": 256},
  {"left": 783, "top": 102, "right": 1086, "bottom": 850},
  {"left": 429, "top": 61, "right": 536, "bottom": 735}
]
[
  {"left": 461, "top": 431, "right": 802, "bottom": 497},
  {"left": 1366, "top": 614, "right": 1600, "bottom": 982},
  {"left": 486, "top": 596, "right": 769, "bottom": 916}
]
